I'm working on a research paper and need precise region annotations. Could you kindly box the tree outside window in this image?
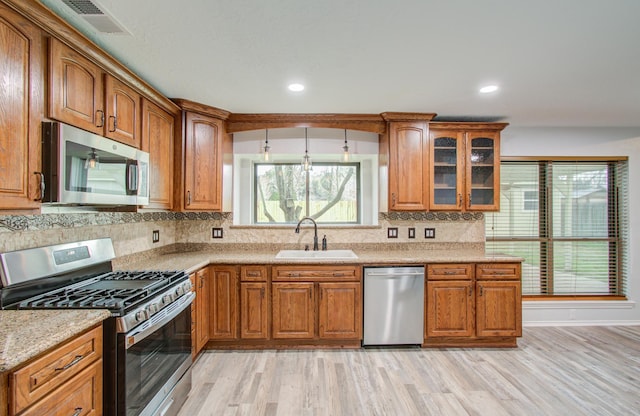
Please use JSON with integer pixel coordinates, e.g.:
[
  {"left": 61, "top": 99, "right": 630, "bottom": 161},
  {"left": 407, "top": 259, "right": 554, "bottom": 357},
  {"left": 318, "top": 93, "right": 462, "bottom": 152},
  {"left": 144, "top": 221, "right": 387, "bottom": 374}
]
[{"left": 254, "top": 163, "right": 359, "bottom": 224}]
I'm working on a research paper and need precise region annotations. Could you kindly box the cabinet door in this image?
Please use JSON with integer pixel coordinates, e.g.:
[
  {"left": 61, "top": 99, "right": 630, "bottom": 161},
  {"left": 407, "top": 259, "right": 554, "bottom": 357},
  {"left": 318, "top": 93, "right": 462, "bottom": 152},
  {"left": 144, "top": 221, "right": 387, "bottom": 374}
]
[
  {"left": 195, "top": 268, "right": 210, "bottom": 352},
  {"left": 49, "top": 38, "right": 104, "bottom": 134},
  {"left": 272, "top": 282, "right": 315, "bottom": 339},
  {"left": 19, "top": 359, "right": 102, "bottom": 416},
  {"left": 105, "top": 75, "right": 141, "bottom": 147},
  {"left": 209, "top": 266, "right": 238, "bottom": 340},
  {"left": 429, "top": 129, "right": 465, "bottom": 211},
  {"left": 240, "top": 282, "right": 269, "bottom": 339},
  {"left": 183, "top": 112, "right": 223, "bottom": 210},
  {"left": 388, "top": 121, "right": 429, "bottom": 210},
  {"left": 318, "top": 282, "right": 362, "bottom": 340},
  {"left": 426, "top": 281, "right": 474, "bottom": 337},
  {"left": 465, "top": 131, "right": 500, "bottom": 211},
  {"left": 476, "top": 280, "right": 522, "bottom": 337},
  {"left": 0, "top": 5, "right": 44, "bottom": 210},
  {"left": 141, "top": 99, "right": 174, "bottom": 209},
  {"left": 189, "top": 273, "right": 197, "bottom": 360}
]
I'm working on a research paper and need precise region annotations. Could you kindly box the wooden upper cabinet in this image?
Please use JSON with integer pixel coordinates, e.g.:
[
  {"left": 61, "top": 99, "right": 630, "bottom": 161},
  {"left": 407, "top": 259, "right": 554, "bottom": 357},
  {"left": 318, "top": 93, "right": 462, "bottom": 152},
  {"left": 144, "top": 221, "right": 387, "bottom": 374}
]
[
  {"left": 181, "top": 111, "right": 223, "bottom": 211},
  {"left": 0, "top": 4, "right": 45, "bottom": 211},
  {"left": 428, "top": 123, "right": 507, "bottom": 212},
  {"left": 465, "top": 131, "right": 499, "bottom": 211},
  {"left": 388, "top": 121, "right": 429, "bottom": 210},
  {"left": 429, "top": 129, "right": 465, "bottom": 210},
  {"left": 49, "top": 38, "right": 143, "bottom": 148},
  {"left": 141, "top": 99, "right": 174, "bottom": 209},
  {"left": 104, "top": 75, "right": 141, "bottom": 147},
  {"left": 49, "top": 38, "right": 104, "bottom": 135}
]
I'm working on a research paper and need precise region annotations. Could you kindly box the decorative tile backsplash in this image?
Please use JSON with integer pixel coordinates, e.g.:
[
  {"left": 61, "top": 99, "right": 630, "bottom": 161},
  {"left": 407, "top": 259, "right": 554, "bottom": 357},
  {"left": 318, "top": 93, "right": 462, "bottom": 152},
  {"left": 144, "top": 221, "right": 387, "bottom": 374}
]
[{"left": 0, "top": 211, "right": 484, "bottom": 255}]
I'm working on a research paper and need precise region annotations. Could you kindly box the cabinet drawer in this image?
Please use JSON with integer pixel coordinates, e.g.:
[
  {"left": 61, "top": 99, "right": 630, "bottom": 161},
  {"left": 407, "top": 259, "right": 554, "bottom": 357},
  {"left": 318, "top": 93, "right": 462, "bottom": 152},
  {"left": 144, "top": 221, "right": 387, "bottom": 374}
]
[
  {"left": 241, "top": 266, "right": 268, "bottom": 281},
  {"left": 11, "top": 325, "right": 102, "bottom": 414},
  {"left": 272, "top": 265, "right": 360, "bottom": 281},
  {"left": 476, "top": 263, "right": 521, "bottom": 280},
  {"left": 19, "top": 359, "right": 102, "bottom": 416},
  {"left": 427, "top": 264, "right": 473, "bottom": 280}
]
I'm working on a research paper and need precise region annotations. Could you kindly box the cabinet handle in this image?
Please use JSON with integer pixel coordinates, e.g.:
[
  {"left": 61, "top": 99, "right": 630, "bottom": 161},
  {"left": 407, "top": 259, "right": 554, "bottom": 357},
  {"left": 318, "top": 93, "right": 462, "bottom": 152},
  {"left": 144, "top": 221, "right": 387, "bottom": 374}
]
[
  {"left": 199, "top": 276, "right": 204, "bottom": 289},
  {"left": 479, "top": 286, "right": 483, "bottom": 297},
  {"left": 187, "top": 190, "right": 191, "bottom": 205},
  {"left": 333, "top": 272, "right": 344, "bottom": 277},
  {"left": 260, "top": 287, "right": 265, "bottom": 298},
  {"left": 444, "top": 270, "right": 456, "bottom": 275},
  {"left": 108, "top": 115, "right": 117, "bottom": 132},
  {"left": 96, "top": 110, "right": 104, "bottom": 127},
  {"left": 72, "top": 407, "right": 83, "bottom": 416},
  {"left": 469, "top": 286, "right": 473, "bottom": 297},
  {"left": 247, "top": 271, "right": 260, "bottom": 277},
  {"left": 33, "top": 172, "right": 45, "bottom": 201},
  {"left": 55, "top": 354, "right": 83, "bottom": 371},
  {"left": 468, "top": 193, "right": 472, "bottom": 205},
  {"left": 391, "top": 193, "right": 396, "bottom": 207}
]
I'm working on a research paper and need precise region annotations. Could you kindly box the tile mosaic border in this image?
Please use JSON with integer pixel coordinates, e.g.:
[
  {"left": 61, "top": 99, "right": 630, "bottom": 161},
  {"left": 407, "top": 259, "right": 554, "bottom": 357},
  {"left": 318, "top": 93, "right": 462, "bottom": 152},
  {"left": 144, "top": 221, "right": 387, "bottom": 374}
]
[
  {"left": 380, "top": 212, "right": 484, "bottom": 221},
  {"left": 0, "top": 212, "right": 232, "bottom": 232},
  {"left": 0, "top": 211, "right": 481, "bottom": 232}
]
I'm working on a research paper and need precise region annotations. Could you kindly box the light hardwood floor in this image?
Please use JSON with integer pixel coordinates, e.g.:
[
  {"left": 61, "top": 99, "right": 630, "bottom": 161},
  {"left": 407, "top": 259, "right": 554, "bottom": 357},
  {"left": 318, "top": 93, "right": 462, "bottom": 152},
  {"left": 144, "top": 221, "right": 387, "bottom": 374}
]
[{"left": 178, "top": 326, "right": 640, "bottom": 416}]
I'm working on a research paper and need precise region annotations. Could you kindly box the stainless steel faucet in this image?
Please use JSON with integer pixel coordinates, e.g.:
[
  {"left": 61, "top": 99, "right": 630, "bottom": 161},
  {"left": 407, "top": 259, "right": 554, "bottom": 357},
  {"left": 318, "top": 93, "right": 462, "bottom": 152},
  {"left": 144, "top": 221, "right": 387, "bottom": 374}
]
[{"left": 295, "top": 216, "right": 318, "bottom": 251}]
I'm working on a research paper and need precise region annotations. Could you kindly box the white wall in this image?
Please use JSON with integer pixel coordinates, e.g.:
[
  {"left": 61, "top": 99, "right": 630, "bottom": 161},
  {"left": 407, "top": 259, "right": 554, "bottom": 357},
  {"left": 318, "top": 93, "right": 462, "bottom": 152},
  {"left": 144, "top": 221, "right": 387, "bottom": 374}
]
[{"left": 503, "top": 127, "right": 640, "bottom": 325}]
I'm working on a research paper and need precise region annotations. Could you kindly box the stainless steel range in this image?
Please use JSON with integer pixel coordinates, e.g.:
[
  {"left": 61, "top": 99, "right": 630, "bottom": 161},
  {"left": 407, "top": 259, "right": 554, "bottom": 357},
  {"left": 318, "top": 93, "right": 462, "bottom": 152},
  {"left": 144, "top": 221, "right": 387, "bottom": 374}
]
[{"left": 0, "top": 238, "right": 194, "bottom": 416}]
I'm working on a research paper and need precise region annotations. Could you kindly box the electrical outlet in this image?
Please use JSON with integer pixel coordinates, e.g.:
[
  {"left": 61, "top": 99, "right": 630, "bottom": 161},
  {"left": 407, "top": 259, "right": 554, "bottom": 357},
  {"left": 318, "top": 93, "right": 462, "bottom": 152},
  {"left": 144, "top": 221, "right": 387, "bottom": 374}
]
[
  {"left": 152, "top": 230, "right": 160, "bottom": 243},
  {"left": 387, "top": 227, "right": 398, "bottom": 238},
  {"left": 212, "top": 227, "right": 223, "bottom": 238},
  {"left": 408, "top": 227, "right": 415, "bottom": 239},
  {"left": 424, "top": 228, "right": 435, "bottom": 239}
]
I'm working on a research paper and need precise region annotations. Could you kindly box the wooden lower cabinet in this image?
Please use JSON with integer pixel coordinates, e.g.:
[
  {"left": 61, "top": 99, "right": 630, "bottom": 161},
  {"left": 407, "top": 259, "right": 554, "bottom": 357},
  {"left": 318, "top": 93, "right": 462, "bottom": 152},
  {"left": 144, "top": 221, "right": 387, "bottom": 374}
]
[
  {"left": 272, "top": 282, "right": 315, "bottom": 339},
  {"left": 194, "top": 267, "right": 210, "bottom": 356},
  {"left": 318, "top": 282, "right": 362, "bottom": 339},
  {"left": 425, "top": 263, "right": 522, "bottom": 347},
  {"left": 209, "top": 266, "right": 239, "bottom": 340},
  {"left": 240, "top": 282, "right": 269, "bottom": 339},
  {"left": 7, "top": 325, "right": 103, "bottom": 416},
  {"left": 426, "top": 280, "right": 474, "bottom": 338}
]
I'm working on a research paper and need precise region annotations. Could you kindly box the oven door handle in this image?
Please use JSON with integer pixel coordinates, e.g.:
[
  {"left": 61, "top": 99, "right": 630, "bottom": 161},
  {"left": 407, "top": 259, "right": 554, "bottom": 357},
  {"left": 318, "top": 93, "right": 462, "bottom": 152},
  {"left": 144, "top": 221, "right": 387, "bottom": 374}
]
[{"left": 126, "top": 292, "right": 194, "bottom": 349}]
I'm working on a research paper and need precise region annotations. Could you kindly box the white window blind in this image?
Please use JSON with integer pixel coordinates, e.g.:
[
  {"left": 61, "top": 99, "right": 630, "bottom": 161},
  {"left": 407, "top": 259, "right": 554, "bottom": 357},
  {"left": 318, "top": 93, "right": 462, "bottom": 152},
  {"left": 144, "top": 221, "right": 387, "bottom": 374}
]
[{"left": 486, "top": 160, "right": 628, "bottom": 297}]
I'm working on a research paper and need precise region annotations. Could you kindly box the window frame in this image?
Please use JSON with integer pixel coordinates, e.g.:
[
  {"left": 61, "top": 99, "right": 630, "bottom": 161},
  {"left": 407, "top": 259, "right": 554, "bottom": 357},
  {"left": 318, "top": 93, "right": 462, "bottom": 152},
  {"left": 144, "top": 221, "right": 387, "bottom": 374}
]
[
  {"left": 485, "top": 157, "right": 628, "bottom": 299},
  {"left": 252, "top": 161, "right": 361, "bottom": 225}
]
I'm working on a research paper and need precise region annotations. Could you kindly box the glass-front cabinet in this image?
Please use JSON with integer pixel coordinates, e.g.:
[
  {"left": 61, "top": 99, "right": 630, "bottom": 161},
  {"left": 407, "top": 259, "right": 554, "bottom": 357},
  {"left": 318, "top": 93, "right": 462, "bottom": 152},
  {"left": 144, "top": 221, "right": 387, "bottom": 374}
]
[
  {"left": 466, "top": 132, "right": 499, "bottom": 210},
  {"left": 428, "top": 124, "right": 504, "bottom": 212},
  {"left": 429, "top": 130, "right": 464, "bottom": 210}
]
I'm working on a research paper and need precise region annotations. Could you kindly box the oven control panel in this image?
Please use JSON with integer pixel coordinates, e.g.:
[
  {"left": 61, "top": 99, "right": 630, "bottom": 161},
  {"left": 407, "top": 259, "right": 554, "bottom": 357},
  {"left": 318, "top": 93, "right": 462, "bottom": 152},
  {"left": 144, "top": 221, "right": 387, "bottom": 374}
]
[{"left": 117, "top": 278, "right": 192, "bottom": 333}]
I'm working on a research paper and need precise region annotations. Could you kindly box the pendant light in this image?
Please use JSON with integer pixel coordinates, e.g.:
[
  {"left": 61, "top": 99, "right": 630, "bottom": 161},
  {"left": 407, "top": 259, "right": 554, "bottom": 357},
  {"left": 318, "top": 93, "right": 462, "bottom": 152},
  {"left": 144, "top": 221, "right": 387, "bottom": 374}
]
[
  {"left": 85, "top": 148, "right": 99, "bottom": 169},
  {"left": 263, "top": 129, "right": 270, "bottom": 161},
  {"left": 302, "top": 128, "right": 312, "bottom": 171},
  {"left": 342, "top": 129, "right": 350, "bottom": 162}
]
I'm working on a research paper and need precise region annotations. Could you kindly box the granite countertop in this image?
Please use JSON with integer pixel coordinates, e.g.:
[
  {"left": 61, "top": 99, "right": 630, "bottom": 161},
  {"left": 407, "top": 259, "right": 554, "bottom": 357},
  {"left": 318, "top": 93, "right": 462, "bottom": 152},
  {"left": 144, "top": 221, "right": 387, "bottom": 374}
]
[
  {"left": 115, "top": 245, "right": 522, "bottom": 275},
  {"left": 0, "top": 309, "right": 110, "bottom": 373}
]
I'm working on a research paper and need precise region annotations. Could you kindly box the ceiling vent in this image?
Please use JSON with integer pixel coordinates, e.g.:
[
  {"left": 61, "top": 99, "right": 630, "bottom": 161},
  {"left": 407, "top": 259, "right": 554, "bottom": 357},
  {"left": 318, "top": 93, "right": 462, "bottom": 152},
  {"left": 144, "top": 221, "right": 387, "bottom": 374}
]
[{"left": 61, "top": 0, "right": 130, "bottom": 34}]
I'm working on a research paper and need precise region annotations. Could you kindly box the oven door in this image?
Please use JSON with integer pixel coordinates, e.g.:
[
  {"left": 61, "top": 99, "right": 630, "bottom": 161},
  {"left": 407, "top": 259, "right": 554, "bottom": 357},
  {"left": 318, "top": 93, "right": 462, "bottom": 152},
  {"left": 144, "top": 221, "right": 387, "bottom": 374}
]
[{"left": 119, "top": 293, "right": 194, "bottom": 416}]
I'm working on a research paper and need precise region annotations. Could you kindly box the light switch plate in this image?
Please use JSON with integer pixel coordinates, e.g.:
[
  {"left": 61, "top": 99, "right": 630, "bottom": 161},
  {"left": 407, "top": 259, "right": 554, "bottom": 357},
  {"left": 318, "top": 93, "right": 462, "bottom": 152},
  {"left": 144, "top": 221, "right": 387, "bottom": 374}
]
[
  {"left": 152, "top": 230, "right": 160, "bottom": 243},
  {"left": 387, "top": 227, "right": 398, "bottom": 238},
  {"left": 408, "top": 227, "right": 415, "bottom": 239},
  {"left": 424, "top": 228, "right": 435, "bottom": 239},
  {"left": 212, "top": 228, "right": 223, "bottom": 238}
]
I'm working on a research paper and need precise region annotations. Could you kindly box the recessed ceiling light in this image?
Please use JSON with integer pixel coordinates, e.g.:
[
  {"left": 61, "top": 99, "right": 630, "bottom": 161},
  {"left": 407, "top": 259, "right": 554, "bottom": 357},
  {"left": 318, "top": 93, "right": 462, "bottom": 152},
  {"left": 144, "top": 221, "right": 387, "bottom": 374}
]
[
  {"left": 479, "top": 85, "right": 499, "bottom": 93},
  {"left": 288, "top": 83, "right": 305, "bottom": 92}
]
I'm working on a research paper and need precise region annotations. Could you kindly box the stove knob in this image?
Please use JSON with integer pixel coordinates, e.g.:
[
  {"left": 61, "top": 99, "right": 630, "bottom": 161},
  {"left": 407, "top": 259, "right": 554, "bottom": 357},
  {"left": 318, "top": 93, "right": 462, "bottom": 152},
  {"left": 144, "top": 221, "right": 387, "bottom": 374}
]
[
  {"left": 175, "top": 285, "right": 184, "bottom": 297},
  {"left": 135, "top": 309, "right": 148, "bottom": 322},
  {"left": 183, "top": 280, "right": 193, "bottom": 292},
  {"left": 146, "top": 303, "right": 159, "bottom": 315},
  {"left": 162, "top": 294, "right": 174, "bottom": 304}
]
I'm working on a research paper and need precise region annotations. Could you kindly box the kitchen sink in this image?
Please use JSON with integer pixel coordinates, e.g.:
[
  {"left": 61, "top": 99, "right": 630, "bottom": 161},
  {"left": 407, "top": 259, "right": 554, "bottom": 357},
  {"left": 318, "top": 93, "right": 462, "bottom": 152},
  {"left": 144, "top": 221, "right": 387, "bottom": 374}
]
[{"left": 275, "top": 249, "right": 358, "bottom": 259}]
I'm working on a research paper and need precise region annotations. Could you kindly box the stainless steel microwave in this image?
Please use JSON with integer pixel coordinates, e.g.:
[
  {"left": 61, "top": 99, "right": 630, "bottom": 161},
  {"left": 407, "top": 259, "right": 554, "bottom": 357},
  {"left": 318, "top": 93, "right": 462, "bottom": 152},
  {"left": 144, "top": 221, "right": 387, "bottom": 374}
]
[{"left": 42, "top": 122, "right": 149, "bottom": 206}]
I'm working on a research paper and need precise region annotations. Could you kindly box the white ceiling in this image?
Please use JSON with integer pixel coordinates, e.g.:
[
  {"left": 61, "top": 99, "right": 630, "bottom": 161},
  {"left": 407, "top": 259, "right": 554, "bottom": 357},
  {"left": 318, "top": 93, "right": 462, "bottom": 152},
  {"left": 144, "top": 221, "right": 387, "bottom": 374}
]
[{"left": 39, "top": 0, "right": 640, "bottom": 127}]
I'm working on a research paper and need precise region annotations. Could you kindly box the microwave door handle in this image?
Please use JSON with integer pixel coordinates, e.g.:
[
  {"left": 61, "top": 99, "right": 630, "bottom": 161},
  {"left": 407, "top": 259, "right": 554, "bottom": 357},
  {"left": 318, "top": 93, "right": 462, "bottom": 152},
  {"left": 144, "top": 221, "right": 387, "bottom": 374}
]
[{"left": 126, "top": 161, "right": 138, "bottom": 194}]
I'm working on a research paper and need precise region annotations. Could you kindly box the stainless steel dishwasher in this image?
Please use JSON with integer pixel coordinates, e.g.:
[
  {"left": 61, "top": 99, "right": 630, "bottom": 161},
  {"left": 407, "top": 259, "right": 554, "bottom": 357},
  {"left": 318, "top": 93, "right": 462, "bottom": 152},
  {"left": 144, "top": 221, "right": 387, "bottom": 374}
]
[{"left": 363, "top": 266, "right": 425, "bottom": 346}]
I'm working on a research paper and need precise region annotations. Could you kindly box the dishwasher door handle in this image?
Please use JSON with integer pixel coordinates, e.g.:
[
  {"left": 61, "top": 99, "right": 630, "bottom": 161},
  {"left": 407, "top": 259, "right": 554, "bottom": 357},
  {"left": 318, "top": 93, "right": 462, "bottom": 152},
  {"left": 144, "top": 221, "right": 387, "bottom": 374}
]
[{"left": 366, "top": 272, "right": 424, "bottom": 277}]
